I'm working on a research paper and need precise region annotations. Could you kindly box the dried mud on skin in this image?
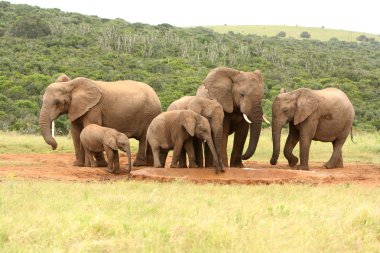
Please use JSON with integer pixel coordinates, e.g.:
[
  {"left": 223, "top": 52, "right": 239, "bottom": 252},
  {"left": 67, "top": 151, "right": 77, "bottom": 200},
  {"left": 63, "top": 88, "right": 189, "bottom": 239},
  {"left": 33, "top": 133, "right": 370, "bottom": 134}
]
[{"left": 0, "top": 153, "right": 380, "bottom": 185}]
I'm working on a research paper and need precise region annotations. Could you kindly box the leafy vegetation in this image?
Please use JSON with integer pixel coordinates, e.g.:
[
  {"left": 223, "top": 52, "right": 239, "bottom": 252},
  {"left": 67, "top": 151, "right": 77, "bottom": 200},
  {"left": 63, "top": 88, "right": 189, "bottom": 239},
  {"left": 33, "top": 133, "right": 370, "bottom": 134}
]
[{"left": 0, "top": 2, "right": 379, "bottom": 134}]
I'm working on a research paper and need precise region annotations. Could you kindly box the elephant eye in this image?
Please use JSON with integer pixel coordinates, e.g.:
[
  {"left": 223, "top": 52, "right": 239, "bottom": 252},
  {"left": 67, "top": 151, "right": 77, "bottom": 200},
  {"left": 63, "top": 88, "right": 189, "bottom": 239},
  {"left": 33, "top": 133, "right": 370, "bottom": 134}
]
[{"left": 240, "top": 92, "right": 245, "bottom": 98}]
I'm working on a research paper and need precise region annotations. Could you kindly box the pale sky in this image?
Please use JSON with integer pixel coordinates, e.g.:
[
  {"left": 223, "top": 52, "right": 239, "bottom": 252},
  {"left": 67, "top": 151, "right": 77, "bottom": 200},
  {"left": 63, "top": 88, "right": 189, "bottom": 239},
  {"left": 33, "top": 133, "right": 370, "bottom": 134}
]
[{"left": 6, "top": 0, "right": 380, "bottom": 34}]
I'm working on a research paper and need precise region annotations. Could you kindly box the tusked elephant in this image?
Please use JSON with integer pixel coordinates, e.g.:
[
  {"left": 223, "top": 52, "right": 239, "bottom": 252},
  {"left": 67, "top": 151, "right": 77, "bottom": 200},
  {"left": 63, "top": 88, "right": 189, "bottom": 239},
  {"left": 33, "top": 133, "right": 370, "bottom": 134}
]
[
  {"left": 196, "top": 67, "right": 265, "bottom": 167},
  {"left": 146, "top": 110, "right": 223, "bottom": 174},
  {"left": 167, "top": 96, "right": 224, "bottom": 169},
  {"left": 80, "top": 124, "right": 132, "bottom": 174},
  {"left": 39, "top": 74, "right": 161, "bottom": 167},
  {"left": 270, "top": 87, "right": 355, "bottom": 170}
]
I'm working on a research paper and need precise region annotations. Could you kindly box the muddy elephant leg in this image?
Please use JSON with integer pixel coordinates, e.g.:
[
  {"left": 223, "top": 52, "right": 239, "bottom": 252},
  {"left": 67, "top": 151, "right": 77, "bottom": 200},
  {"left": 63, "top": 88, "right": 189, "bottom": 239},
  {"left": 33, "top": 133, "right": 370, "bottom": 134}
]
[
  {"left": 220, "top": 119, "right": 230, "bottom": 167},
  {"left": 324, "top": 139, "right": 345, "bottom": 169},
  {"left": 230, "top": 122, "right": 249, "bottom": 168},
  {"left": 134, "top": 133, "right": 152, "bottom": 166},
  {"left": 71, "top": 123, "right": 84, "bottom": 167},
  {"left": 113, "top": 151, "right": 120, "bottom": 174},
  {"left": 179, "top": 148, "right": 187, "bottom": 168},
  {"left": 171, "top": 140, "right": 184, "bottom": 168},
  {"left": 284, "top": 124, "right": 299, "bottom": 167},
  {"left": 94, "top": 152, "right": 108, "bottom": 167},
  {"left": 159, "top": 150, "right": 169, "bottom": 168},
  {"left": 204, "top": 144, "right": 213, "bottom": 167},
  {"left": 193, "top": 137, "right": 204, "bottom": 168},
  {"left": 104, "top": 146, "right": 115, "bottom": 173},
  {"left": 184, "top": 139, "right": 198, "bottom": 168},
  {"left": 84, "top": 148, "right": 96, "bottom": 167},
  {"left": 150, "top": 144, "right": 162, "bottom": 168}
]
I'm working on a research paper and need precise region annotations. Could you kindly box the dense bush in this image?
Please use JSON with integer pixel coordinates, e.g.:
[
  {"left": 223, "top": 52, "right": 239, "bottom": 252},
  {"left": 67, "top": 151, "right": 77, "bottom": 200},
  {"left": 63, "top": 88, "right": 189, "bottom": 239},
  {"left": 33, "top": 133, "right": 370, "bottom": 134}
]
[
  {"left": 276, "top": 31, "right": 286, "bottom": 37},
  {"left": 300, "top": 31, "right": 311, "bottom": 38},
  {"left": 0, "top": 2, "right": 379, "bottom": 134}
]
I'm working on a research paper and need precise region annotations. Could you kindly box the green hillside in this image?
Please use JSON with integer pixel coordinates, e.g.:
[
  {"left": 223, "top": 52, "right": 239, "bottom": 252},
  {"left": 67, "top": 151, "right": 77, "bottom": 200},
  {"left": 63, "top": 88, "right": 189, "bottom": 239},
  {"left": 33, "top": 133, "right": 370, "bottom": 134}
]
[
  {"left": 0, "top": 2, "right": 379, "bottom": 134},
  {"left": 209, "top": 25, "right": 380, "bottom": 42}
]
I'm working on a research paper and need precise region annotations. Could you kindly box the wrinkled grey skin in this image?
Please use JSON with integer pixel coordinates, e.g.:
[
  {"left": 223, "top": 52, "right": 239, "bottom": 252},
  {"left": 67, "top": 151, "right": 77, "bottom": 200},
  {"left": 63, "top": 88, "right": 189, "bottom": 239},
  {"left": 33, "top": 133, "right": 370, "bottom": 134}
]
[
  {"left": 80, "top": 124, "right": 132, "bottom": 174},
  {"left": 270, "top": 88, "right": 355, "bottom": 170},
  {"left": 167, "top": 96, "right": 224, "bottom": 170},
  {"left": 39, "top": 74, "right": 161, "bottom": 167},
  {"left": 196, "top": 67, "right": 264, "bottom": 167},
  {"left": 146, "top": 110, "right": 223, "bottom": 174}
]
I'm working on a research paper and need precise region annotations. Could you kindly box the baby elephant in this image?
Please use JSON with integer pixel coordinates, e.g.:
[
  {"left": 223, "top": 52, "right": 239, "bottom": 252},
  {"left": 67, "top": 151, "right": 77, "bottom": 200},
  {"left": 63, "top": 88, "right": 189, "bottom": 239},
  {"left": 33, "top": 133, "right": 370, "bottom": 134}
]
[
  {"left": 80, "top": 124, "right": 132, "bottom": 174},
  {"left": 146, "top": 110, "right": 223, "bottom": 174}
]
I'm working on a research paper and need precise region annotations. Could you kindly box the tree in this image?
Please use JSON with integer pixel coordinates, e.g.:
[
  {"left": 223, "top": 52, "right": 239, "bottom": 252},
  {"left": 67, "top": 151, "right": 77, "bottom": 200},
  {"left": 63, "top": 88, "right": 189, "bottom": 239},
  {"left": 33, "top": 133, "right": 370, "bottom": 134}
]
[
  {"left": 356, "top": 35, "right": 369, "bottom": 42},
  {"left": 300, "top": 31, "right": 311, "bottom": 39},
  {"left": 10, "top": 15, "right": 51, "bottom": 38}
]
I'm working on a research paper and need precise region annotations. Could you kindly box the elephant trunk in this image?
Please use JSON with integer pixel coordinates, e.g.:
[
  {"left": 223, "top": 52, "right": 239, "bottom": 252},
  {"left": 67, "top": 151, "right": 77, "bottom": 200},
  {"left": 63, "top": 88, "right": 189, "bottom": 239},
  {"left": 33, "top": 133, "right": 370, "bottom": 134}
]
[
  {"left": 242, "top": 107, "right": 263, "bottom": 160},
  {"left": 270, "top": 119, "right": 282, "bottom": 165},
  {"left": 125, "top": 145, "right": 132, "bottom": 174},
  {"left": 39, "top": 106, "right": 58, "bottom": 150},
  {"left": 210, "top": 120, "right": 224, "bottom": 167},
  {"left": 205, "top": 137, "right": 223, "bottom": 174}
]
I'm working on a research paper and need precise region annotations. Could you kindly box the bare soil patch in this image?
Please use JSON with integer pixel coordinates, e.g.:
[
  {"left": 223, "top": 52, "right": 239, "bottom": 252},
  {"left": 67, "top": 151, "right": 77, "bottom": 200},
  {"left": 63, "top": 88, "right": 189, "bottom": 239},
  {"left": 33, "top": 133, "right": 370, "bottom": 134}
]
[{"left": 1, "top": 153, "right": 379, "bottom": 185}]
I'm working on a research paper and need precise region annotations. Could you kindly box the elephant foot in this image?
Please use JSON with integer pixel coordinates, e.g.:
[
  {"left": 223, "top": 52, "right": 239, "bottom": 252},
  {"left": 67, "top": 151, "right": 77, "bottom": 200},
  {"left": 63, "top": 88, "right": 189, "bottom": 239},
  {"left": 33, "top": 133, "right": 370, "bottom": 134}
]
[
  {"left": 230, "top": 162, "right": 245, "bottom": 168},
  {"left": 170, "top": 163, "right": 180, "bottom": 168},
  {"left": 299, "top": 165, "right": 309, "bottom": 170},
  {"left": 288, "top": 157, "right": 299, "bottom": 167},
  {"left": 96, "top": 160, "right": 108, "bottom": 167},
  {"left": 133, "top": 158, "right": 148, "bottom": 167},
  {"left": 188, "top": 163, "right": 198, "bottom": 168},
  {"left": 323, "top": 162, "right": 336, "bottom": 169},
  {"left": 73, "top": 160, "right": 84, "bottom": 167}
]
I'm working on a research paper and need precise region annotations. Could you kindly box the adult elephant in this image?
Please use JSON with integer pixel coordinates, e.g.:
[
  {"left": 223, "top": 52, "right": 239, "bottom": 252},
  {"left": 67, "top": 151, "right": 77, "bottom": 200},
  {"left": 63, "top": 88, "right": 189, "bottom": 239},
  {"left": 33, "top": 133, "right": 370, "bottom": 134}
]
[
  {"left": 270, "top": 88, "right": 355, "bottom": 170},
  {"left": 39, "top": 74, "right": 161, "bottom": 167},
  {"left": 196, "top": 67, "right": 264, "bottom": 167}
]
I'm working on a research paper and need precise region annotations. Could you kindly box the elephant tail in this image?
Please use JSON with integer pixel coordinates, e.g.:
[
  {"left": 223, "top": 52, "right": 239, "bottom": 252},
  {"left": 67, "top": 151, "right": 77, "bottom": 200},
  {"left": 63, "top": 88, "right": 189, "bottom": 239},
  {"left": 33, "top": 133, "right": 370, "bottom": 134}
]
[{"left": 350, "top": 127, "right": 355, "bottom": 144}]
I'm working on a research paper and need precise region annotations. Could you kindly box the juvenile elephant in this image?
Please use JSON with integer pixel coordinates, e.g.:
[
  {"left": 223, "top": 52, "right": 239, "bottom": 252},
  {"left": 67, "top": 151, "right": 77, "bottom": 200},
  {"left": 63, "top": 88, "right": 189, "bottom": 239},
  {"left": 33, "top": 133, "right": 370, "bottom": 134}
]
[
  {"left": 80, "top": 124, "right": 132, "bottom": 174},
  {"left": 39, "top": 74, "right": 161, "bottom": 167},
  {"left": 167, "top": 96, "right": 224, "bottom": 169},
  {"left": 196, "top": 67, "right": 264, "bottom": 167},
  {"left": 146, "top": 110, "right": 223, "bottom": 174},
  {"left": 270, "top": 88, "right": 355, "bottom": 170}
]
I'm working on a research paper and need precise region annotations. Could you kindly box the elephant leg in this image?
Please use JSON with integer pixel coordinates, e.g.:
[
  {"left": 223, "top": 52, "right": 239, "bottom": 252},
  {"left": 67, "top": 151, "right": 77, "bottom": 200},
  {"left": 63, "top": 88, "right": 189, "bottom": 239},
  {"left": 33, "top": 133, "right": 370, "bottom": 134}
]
[
  {"left": 150, "top": 143, "right": 162, "bottom": 168},
  {"left": 204, "top": 144, "right": 214, "bottom": 168},
  {"left": 113, "top": 151, "right": 120, "bottom": 174},
  {"left": 84, "top": 148, "right": 96, "bottom": 167},
  {"left": 171, "top": 141, "right": 184, "bottom": 168},
  {"left": 221, "top": 118, "right": 230, "bottom": 167},
  {"left": 179, "top": 147, "right": 188, "bottom": 168},
  {"left": 230, "top": 123, "right": 249, "bottom": 168},
  {"left": 184, "top": 139, "right": 198, "bottom": 168},
  {"left": 104, "top": 146, "right": 115, "bottom": 173},
  {"left": 193, "top": 137, "right": 204, "bottom": 168},
  {"left": 159, "top": 150, "right": 169, "bottom": 168},
  {"left": 284, "top": 124, "right": 299, "bottom": 167},
  {"left": 324, "top": 139, "right": 345, "bottom": 169},
  {"left": 134, "top": 133, "right": 151, "bottom": 167},
  {"left": 71, "top": 123, "right": 84, "bottom": 167},
  {"left": 94, "top": 152, "right": 108, "bottom": 167}
]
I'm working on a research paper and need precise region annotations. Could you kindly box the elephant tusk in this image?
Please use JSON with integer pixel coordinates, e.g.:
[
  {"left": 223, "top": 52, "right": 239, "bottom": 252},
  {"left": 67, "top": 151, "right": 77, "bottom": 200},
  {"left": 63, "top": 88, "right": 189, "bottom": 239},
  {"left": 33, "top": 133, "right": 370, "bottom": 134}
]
[
  {"left": 262, "top": 115, "right": 270, "bottom": 125},
  {"left": 243, "top": 114, "right": 252, "bottom": 124}
]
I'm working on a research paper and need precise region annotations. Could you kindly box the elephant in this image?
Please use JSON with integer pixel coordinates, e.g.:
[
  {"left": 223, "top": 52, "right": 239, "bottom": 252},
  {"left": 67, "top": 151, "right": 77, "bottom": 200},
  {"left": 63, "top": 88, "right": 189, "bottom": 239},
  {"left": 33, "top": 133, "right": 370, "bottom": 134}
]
[
  {"left": 196, "top": 67, "right": 264, "bottom": 167},
  {"left": 167, "top": 96, "right": 224, "bottom": 169},
  {"left": 39, "top": 75, "right": 161, "bottom": 167},
  {"left": 80, "top": 124, "right": 132, "bottom": 174},
  {"left": 146, "top": 110, "right": 223, "bottom": 174},
  {"left": 270, "top": 87, "right": 355, "bottom": 170}
]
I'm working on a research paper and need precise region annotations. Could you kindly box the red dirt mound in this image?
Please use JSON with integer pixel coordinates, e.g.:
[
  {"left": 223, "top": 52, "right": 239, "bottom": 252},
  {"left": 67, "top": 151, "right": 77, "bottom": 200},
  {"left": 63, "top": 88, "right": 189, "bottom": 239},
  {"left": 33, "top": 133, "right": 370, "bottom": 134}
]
[{"left": 0, "top": 153, "right": 379, "bottom": 185}]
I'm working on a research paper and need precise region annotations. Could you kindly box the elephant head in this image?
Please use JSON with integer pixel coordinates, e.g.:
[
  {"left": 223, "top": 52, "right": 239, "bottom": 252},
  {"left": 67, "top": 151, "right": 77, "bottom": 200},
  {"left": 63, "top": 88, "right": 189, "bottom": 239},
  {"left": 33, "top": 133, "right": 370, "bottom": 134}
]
[
  {"left": 270, "top": 88, "right": 319, "bottom": 165},
  {"left": 180, "top": 110, "right": 223, "bottom": 173},
  {"left": 39, "top": 77, "right": 102, "bottom": 150},
  {"left": 105, "top": 132, "right": 132, "bottom": 174},
  {"left": 201, "top": 67, "right": 264, "bottom": 160}
]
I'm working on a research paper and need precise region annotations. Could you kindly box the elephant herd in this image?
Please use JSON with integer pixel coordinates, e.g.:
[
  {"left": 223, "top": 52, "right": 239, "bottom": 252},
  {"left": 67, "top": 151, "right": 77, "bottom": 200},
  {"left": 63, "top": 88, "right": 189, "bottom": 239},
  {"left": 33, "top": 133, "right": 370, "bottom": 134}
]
[{"left": 39, "top": 67, "right": 355, "bottom": 174}]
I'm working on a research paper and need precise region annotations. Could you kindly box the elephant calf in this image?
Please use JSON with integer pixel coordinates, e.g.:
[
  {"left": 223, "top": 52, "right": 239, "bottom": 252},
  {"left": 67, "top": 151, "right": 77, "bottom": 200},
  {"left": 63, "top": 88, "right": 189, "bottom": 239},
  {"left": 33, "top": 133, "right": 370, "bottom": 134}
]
[
  {"left": 270, "top": 88, "right": 355, "bottom": 170},
  {"left": 80, "top": 124, "right": 132, "bottom": 174},
  {"left": 146, "top": 110, "right": 223, "bottom": 174}
]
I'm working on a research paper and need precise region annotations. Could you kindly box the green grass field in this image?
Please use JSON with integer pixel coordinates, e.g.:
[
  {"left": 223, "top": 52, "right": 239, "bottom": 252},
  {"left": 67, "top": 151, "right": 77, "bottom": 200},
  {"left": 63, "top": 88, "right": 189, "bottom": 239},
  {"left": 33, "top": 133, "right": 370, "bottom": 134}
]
[
  {"left": 1, "top": 131, "right": 380, "bottom": 252},
  {"left": 209, "top": 25, "right": 380, "bottom": 42}
]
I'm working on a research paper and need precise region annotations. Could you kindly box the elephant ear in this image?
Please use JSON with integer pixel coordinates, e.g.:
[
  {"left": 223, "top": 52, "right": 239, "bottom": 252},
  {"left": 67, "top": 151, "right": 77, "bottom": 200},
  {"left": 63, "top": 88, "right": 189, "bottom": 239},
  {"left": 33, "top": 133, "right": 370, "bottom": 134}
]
[
  {"left": 104, "top": 135, "right": 118, "bottom": 151},
  {"left": 55, "top": 74, "right": 71, "bottom": 82},
  {"left": 294, "top": 89, "right": 319, "bottom": 125},
  {"left": 180, "top": 111, "right": 196, "bottom": 137},
  {"left": 68, "top": 78, "right": 102, "bottom": 122},
  {"left": 203, "top": 67, "right": 239, "bottom": 113}
]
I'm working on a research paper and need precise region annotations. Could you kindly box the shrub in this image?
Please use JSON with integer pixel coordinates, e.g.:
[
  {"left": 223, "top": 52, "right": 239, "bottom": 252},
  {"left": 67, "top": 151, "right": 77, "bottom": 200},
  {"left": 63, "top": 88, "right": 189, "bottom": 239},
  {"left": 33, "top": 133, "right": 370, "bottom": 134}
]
[
  {"left": 356, "top": 35, "right": 369, "bottom": 42},
  {"left": 300, "top": 31, "right": 311, "bottom": 39},
  {"left": 276, "top": 31, "right": 286, "bottom": 37},
  {"left": 10, "top": 15, "right": 51, "bottom": 38}
]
